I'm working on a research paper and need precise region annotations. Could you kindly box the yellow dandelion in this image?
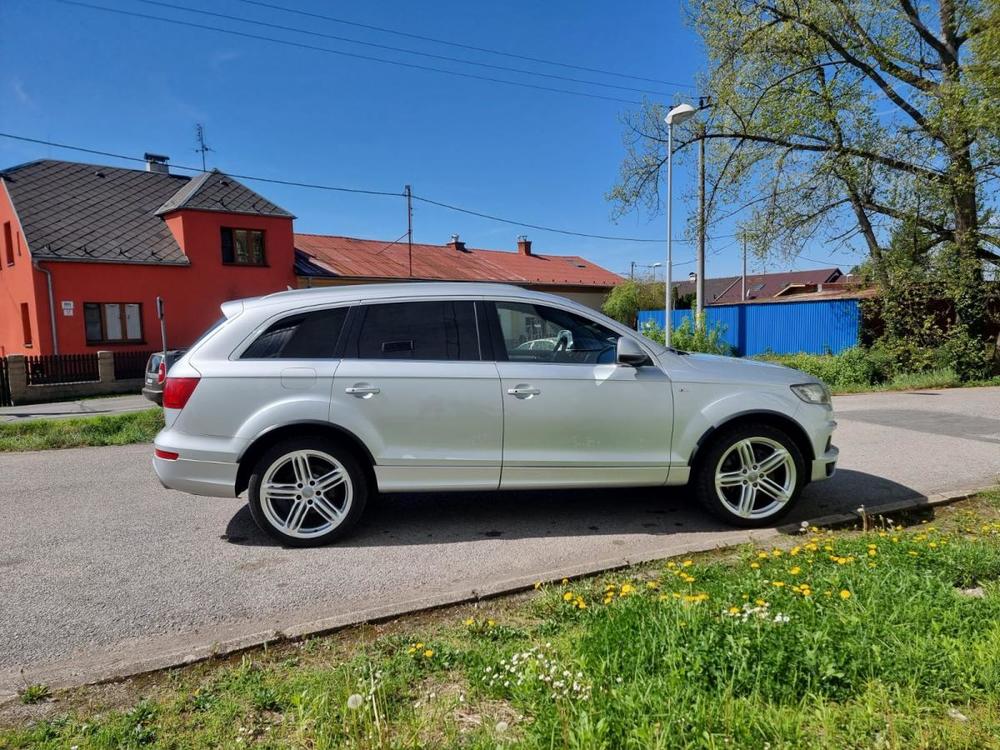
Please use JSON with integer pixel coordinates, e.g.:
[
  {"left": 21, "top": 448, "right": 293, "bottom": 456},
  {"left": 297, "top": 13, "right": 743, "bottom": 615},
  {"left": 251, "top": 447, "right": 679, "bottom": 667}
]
[
  {"left": 667, "top": 561, "right": 677, "bottom": 568},
  {"left": 423, "top": 649, "right": 434, "bottom": 658},
  {"left": 772, "top": 581, "right": 786, "bottom": 587},
  {"left": 533, "top": 581, "right": 542, "bottom": 590},
  {"left": 561, "top": 578, "right": 569, "bottom": 585},
  {"left": 620, "top": 583, "right": 635, "bottom": 595},
  {"left": 789, "top": 566, "right": 801, "bottom": 575},
  {"left": 750, "top": 562, "right": 761, "bottom": 569},
  {"left": 771, "top": 549, "right": 782, "bottom": 557},
  {"left": 839, "top": 590, "right": 852, "bottom": 600},
  {"left": 487, "top": 619, "right": 495, "bottom": 627},
  {"left": 415, "top": 642, "right": 424, "bottom": 649},
  {"left": 682, "top": 560, "right": 694, "bottom": 567},
  {"left": 728, "top": 606, "right": 741, "bottom": 614},
  {"left": 757, "top": 551, "right": 769, "bottom": 559},
  {"left": 755, "top": 599, "right": 767, "bottom": 606},
  {"left": 646, "top": 581, "right": 660, "bottom": 590},
  {"left": 790, "top": 546, "right": 801, "bottom": 556},
  {"left": 464, "top": 617, "right": 474, "bottom": 626},
  {"left": 563, "top": 591, "right": 575, "bottom": 601}
]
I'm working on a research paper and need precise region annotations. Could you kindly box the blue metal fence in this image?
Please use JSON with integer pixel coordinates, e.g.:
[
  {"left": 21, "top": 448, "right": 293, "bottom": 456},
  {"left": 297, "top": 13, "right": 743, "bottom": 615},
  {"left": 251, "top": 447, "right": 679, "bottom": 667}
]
[{"left": 636, "top": 299, "right": 861, "bottom": 356}]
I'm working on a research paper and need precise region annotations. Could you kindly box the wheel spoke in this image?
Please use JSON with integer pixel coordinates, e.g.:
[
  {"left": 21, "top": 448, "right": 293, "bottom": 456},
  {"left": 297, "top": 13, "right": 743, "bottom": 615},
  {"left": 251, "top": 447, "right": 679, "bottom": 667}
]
[
  {"left": 314, "top": 468, "right": 346, "bottom": 494},
  {"left": 311, "top": 495, "right": 343, "bottom": 524},
  {"left": 737, "top": 483, "right": 756, "bottom": 517},
  {"left": 717, "top": 470, "right": 744, "bottom": 487},
  {"left": 264, "top": 483, "right": 298, "bottom": 502},
  {"left": 292, "top": 454, "right": 312, "bottom": 484},
  {"left": 757, "top": 476, "right": 791, "bottom": 503},
  {"left": 757, "top": 448, "right": 790, "bottom": 475},
  {"left": 284, "top": 499, "right": 309, "bottom": 532},
  {"left": 736, "top": 440, "right": 755, "bottom": 470}
]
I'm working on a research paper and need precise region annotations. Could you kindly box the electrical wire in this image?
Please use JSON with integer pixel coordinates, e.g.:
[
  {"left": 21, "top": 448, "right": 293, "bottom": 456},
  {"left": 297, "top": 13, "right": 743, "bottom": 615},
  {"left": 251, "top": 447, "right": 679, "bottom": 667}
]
[
  {"left": 133, "top": 0, "right": 670, "bottom": 97},
  {"left": 234, "top": 0, "right": 692, "bottom": 88},
  {"left": 52, "top": 0, "right": 644, "bottom": 106}
]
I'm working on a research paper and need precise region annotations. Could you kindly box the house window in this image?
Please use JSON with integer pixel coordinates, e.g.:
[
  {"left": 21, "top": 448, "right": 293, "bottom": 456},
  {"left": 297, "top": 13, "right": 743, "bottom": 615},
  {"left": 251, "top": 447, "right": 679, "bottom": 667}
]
[
  {"left": 3, "top": 222, "right": 13, "bottom": 266},
  {"left": 20, "top": 303, "right": 32, "bottom": 347},
  {"left": 221, "top": 227, "right": 266, "bottom": 265},
  {"left": 83, "top": 302, "right": 144, "bottom": 344}
]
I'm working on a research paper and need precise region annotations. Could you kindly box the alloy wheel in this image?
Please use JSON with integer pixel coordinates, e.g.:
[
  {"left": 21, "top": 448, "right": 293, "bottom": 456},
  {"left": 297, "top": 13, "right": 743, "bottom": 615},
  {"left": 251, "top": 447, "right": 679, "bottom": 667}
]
[
  {"left": 714, "top": 437, "right": 796, "bottom": 520},
  {"left": 259, "top": 449, "right": 353, "bottom": 539}
]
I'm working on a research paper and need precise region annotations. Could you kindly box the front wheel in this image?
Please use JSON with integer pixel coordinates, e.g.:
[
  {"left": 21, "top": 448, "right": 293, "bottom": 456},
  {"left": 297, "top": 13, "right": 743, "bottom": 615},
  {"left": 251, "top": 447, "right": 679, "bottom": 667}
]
[
  {"left": 692, "top": 424, "right": 805, "bottom": 528},
  {"left": 248, "top": 438, "right": 368, "bottom": 546}
]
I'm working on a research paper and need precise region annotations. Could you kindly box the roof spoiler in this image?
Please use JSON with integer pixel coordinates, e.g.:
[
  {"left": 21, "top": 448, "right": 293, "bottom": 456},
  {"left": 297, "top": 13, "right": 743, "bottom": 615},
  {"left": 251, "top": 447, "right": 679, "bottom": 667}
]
[{"left": 220, "top": 299, "right": 248, "bottom": 319}]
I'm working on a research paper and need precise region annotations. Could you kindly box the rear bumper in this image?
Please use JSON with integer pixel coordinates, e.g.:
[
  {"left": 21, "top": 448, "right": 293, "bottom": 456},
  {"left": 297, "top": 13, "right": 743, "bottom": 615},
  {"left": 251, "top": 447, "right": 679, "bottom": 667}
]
[
  {"left": 153, "top": 454, "right": 239, "bottom": 497},
  {"left": 152, "top": 428, "right": 245, "bottom": 498},
  {"left": 141, "top": 386, "right": 163, "bottom": 405}
]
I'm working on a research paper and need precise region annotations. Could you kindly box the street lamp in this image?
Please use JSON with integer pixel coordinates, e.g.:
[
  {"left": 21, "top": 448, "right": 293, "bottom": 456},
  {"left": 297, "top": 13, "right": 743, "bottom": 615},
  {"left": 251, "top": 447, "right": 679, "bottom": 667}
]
[
  {"left": 665, "top": 103, "right": 697, "bottom": 347},
  {"left": 630, "top": 261, "right": 663, "bottom": 279}
]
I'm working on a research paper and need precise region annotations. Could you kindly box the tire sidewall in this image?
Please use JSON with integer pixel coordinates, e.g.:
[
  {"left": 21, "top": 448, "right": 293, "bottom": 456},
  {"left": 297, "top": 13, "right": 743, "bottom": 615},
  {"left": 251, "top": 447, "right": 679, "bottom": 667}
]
[
  {"left": 693, "top": 423, "right": 805, "bottom": 528},
  {"left": 248, "top": 437, "right": 368, "bottom": 546}
]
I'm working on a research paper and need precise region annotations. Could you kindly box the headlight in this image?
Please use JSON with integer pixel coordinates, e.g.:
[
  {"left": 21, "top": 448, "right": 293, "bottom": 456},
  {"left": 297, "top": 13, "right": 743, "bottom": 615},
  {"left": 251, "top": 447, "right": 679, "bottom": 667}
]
[{"left": 791, "top": 382, "right": 831, "bottom": 405}]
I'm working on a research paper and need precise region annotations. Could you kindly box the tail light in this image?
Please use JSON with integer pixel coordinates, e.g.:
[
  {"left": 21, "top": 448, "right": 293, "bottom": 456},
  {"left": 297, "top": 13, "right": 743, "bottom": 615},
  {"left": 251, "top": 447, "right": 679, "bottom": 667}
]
[
  {"left": 156, "top": 361, "right": 167, "bottom": 384},
  {"left": 163, "top": 377, "right": 200, "bottom": 410}
]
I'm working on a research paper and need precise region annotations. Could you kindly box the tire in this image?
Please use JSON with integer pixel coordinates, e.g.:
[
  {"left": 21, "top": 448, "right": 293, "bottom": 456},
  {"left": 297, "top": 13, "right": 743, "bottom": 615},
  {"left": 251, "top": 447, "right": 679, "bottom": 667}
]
[
  {"left": 692, "top": 423, "right": 805, "bottom": 528},
  {"left": 248, "top": 437, "right": 369, "bottom": 546}
]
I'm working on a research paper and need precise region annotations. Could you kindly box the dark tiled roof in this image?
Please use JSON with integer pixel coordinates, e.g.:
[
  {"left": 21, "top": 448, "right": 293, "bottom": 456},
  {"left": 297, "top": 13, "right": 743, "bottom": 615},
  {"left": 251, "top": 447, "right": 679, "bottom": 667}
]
[
  {"left": 0, "top": 160, "right": 293, "bottom": 265},
  {"left": 672, "top": 268, "right": 842, "bottom": 305},
  {"left": 155, "top": 169, "right": 293, "bottom": 218},
  {"left": 1, "top": 160, "right": 190, "bottom": 264},
  {"left": 294, "top": 234, "right": 622, "bottom": 287}
]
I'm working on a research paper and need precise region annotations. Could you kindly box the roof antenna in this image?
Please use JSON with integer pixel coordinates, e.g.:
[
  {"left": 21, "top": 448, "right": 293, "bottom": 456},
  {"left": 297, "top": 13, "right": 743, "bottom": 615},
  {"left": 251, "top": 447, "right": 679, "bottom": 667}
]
[{"left": 194, "top": 123, "right": 214, "bottom": 172}]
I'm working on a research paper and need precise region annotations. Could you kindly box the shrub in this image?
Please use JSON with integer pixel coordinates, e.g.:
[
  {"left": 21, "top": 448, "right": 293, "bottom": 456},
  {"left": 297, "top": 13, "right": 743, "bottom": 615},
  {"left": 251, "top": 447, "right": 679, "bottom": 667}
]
[
  {"left": 640, "top": 318, "right": 734, "bottom": 356},
  {"left": 754, "top": 348, "right": 884, "bottom": 388}
]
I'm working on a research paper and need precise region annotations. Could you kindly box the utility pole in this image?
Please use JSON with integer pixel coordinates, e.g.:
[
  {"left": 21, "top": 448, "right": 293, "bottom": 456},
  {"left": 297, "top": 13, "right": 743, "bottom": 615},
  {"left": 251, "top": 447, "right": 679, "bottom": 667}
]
[
  {"left": 741, "top": 235, "right": 747, "bottom": 301},
  {"left": 696, "top": 98, "right": 707, "bottom": 327},
  {"left": 629, "top": 261, "right": 636, "bottom": 280},
  {"left": 194, "top": 124, "right": 213, "bottom": 172},
  {"left": 404, "top": 185, "right": 413, "bottom": 277}
]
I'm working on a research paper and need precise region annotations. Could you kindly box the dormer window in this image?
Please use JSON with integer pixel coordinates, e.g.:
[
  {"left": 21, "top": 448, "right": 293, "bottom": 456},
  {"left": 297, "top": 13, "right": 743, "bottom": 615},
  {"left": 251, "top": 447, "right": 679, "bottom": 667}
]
[{"left": 221, "top": 227, "right": 266, "bottom": 266}]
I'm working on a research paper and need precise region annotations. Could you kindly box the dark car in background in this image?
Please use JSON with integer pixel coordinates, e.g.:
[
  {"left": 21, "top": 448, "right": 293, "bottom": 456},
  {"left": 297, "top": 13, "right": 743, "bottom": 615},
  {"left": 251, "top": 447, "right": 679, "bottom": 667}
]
[{"left": 142, "top": 350, "right": 187, "bottom": 405}]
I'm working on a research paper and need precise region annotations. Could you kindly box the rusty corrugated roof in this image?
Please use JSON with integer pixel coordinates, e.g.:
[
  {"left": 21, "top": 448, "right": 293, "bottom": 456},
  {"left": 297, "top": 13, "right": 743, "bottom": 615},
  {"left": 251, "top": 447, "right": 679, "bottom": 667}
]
[{"left": 294, "top": 234, "right": 622, "bottom": 287}]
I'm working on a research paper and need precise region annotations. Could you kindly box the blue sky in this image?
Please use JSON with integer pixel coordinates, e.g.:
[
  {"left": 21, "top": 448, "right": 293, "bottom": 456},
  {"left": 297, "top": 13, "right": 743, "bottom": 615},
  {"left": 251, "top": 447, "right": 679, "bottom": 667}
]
[{"left": 0, "top": 0, "right": 861, "bottom": 278}]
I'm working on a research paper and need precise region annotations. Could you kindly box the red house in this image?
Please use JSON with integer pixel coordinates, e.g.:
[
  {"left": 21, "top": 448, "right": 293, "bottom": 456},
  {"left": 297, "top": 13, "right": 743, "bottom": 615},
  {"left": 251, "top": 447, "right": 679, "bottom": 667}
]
[{"left": 0, "top": 156, "right": 296, "bottom": 356}]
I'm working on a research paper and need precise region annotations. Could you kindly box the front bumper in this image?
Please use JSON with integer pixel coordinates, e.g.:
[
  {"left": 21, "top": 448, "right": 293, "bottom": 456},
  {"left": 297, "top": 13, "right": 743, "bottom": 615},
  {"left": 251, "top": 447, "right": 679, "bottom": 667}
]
[{"left": 810, "top": 444, "right": 839, "bottom": 482}]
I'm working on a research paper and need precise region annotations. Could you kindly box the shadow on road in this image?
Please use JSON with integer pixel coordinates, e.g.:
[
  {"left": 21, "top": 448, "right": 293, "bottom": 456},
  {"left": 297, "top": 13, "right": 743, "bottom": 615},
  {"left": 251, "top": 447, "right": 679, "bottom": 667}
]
[{"left": 222, "top": 469, "right": 923, "bottom": 548}]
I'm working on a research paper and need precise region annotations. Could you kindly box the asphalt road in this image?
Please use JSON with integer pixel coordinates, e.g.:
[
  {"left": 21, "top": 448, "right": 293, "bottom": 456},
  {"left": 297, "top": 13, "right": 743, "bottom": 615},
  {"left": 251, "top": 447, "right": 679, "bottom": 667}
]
[{"left": 1, "top": 387, "right": 998, "bottom": 693}]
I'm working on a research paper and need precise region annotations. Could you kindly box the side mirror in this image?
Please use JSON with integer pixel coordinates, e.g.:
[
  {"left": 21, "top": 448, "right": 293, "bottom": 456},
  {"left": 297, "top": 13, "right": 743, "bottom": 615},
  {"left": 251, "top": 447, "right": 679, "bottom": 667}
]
[{"left": 616, "top": 336, "right": 650, "bottom": 367}]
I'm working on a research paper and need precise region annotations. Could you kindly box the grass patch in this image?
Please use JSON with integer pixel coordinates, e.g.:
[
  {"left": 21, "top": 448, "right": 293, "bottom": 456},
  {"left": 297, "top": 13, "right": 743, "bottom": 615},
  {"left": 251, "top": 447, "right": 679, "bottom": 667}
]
[
  {"left": 3, "top": 491, "right": 1000, "bottom": 748},
  {"left": 0, "top": 409, "right": 163, "bottom": 452},
  {"left": 16, "top": 687, "right": 49, "bottom": 707}
]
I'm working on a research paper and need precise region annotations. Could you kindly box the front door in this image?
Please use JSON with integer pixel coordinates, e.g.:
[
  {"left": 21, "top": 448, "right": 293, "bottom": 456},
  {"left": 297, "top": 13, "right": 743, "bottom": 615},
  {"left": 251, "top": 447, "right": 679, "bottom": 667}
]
[
  {"left": 332, "top": 298, "right": 503, "bottom": 491},
  {"left": 491, "top": 300, "right": 672, "bottom": 488}
]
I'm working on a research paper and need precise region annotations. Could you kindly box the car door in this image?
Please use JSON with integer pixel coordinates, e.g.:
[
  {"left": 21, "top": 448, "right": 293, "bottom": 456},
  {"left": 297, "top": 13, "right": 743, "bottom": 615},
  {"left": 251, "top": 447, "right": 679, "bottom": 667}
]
[
  {"left": 332, "top": 298, "right": 503, "bottom": 491},
  {"left": 489, "top": 299, "right": 672, "bottom": 488}
]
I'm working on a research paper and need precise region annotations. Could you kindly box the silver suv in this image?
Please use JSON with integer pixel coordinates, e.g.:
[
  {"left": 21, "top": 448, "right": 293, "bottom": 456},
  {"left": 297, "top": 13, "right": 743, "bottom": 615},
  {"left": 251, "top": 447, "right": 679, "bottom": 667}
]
[{"left": 154, "top": 283, "right": 838, "bottom": 546}]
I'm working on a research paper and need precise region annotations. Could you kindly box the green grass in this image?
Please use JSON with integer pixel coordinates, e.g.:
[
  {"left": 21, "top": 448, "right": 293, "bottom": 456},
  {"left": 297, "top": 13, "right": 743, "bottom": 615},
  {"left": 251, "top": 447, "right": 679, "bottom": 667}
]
[
  {"left": 0, "top": 409, "right": 164, "bottom": 452},
  {"left": 16, "top": 687, "right": 49, "bottom": 707},
  {"left": 3, "top": 491, "right": 1000, "bottom": 749}
]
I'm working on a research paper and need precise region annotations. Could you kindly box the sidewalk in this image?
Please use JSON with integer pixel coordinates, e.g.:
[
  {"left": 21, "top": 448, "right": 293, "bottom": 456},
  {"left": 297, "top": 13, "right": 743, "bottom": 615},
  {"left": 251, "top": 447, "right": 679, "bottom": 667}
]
[{"left": 0, "top": 394, "right": 153, "bottom": 423}]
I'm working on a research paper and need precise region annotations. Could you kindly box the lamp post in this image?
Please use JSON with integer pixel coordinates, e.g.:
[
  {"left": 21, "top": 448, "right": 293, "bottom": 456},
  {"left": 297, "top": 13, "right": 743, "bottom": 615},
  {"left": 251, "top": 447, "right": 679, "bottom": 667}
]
[
  {"left": 630, "top": 261, "right": 663, "bottom": 280},
  {"left": 665, "top": 103, "right": 697, "bottom": 347}
]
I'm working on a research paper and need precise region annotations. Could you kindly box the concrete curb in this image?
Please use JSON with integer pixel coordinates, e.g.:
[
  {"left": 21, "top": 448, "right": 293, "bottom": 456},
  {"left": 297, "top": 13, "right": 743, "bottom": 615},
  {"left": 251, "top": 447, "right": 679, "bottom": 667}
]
[{"left": 2, "top": 485, "right": 993, "bottom": 702}]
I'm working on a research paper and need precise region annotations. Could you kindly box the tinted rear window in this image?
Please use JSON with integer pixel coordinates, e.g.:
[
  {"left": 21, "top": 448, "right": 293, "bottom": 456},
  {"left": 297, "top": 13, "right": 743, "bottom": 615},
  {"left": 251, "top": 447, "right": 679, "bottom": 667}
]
[
  {"left": 347, "top": 301, "right": 479, "bottom": 361},
  {"left": 242, "top": 307, "right": 349, "bottom": 359}
]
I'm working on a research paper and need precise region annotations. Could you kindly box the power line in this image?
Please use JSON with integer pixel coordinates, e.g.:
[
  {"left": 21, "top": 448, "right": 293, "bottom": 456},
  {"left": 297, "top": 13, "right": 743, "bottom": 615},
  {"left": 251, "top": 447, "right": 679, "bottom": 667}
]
[
  {"left": 235, "top": 0, "right": 692, "bottom": 88},
  {"left": 134, "top": 0, "right": 670, "bottom": 97},
  {"left": 0, "top": 131, "right": 747, "bottom": 246},
  {"left": 52, "top": 0, "right": 644, "bottom": 106}
]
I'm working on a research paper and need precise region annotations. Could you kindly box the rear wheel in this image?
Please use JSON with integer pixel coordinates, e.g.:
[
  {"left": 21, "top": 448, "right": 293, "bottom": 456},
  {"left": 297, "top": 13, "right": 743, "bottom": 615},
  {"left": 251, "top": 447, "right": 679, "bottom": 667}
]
[
  {"left": 692, "top": 423, "right": 804, "bottom": 527},
  {"left": 248, "top": 438, "right": 368, "bottom": 546}
]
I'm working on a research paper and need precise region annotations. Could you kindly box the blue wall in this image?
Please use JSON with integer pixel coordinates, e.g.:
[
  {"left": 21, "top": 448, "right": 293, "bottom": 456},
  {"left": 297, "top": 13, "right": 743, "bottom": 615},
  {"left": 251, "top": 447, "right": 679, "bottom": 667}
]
[{"left": 636, "top": 299, "right": 860, "bottom": 356}]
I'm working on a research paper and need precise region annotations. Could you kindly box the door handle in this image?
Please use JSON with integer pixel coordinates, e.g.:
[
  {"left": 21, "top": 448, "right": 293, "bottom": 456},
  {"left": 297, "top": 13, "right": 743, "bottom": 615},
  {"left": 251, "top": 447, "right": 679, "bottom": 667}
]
[
  {"left": 345, "top": 384, "right": 380, "bottom": 398},
  {"left": 506, "top": 385, "right": 541, "bottom": 398}
]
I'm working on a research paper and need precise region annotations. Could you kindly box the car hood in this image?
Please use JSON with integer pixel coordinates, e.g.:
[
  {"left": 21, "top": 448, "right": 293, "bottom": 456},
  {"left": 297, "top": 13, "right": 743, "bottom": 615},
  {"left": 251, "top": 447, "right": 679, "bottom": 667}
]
[{"left": 662, "top": 351, "right": 815, "bottom": 387}]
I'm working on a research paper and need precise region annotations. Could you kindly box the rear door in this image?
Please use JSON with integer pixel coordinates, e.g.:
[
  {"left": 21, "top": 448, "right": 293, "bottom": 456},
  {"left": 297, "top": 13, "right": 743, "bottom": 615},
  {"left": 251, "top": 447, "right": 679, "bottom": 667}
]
[
  {"left": 332, "top": 298, "right": 503, "bottom": 491},
  {"left": 489, "top": 299, "right": 672, "bottom": 488}
]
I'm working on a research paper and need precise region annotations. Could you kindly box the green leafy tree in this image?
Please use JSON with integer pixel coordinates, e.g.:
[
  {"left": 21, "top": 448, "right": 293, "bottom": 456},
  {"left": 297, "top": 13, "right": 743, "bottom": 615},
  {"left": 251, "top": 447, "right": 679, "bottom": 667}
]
[
  {"left": 602, "top": 279, "right": 666, "bottom": 326},
  {"left": 610, "top": 0, "right": 1000, "bottom": 376}
]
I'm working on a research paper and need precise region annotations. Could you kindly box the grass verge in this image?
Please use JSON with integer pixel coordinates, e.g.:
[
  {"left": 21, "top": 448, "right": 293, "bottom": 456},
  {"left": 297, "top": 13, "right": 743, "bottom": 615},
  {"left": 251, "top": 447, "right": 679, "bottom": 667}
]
[
  {"left": 0, "top": 409, "right": 163, "bottom": 452},
  {"left": 3, "top": 490, "right": 1000, "bottom": 749}
]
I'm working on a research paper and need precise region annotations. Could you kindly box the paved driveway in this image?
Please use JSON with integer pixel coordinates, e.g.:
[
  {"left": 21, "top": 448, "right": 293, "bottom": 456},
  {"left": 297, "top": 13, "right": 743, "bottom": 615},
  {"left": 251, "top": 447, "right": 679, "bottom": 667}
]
[
  {"left": 1, "top": 387, "right": 998, "bottom": 693},
  {"left": 0, "top": 394, "right": 150, "bottom": 423}
]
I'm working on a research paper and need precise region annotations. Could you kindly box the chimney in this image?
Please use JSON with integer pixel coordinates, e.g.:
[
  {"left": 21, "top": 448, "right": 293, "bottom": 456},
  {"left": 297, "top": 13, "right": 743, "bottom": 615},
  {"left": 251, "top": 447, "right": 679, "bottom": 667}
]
[
  {"left": 517, "top": 234, "right": 532, "bottom": 256},
  {"left": 144, "top": 152, "right": 170, "bottom": 174},
  {"left": 448, "top": 233, "right": 467, "bottom": 252}
]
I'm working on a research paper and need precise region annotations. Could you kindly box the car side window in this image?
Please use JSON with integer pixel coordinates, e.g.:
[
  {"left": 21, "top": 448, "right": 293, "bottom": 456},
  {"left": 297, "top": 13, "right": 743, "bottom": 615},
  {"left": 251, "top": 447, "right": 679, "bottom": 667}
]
[
  {"left": 241, "top": 306, "right": 348, "bottom": 358},
  {"left": 495, "top": 302, "right": 620, "bottom": 364},
  {"left": 347, "top": 301, "right": 480, "bottom": 361}
]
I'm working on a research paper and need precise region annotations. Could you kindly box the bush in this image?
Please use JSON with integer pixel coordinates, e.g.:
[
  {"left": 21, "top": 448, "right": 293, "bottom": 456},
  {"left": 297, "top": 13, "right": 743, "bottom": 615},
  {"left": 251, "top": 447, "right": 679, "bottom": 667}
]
[
  {"left": 640, "top": 318, "right": 734, "bottom": 356},
  {"left": 754, "top": 348, "right": 885, "bottom": 389}
]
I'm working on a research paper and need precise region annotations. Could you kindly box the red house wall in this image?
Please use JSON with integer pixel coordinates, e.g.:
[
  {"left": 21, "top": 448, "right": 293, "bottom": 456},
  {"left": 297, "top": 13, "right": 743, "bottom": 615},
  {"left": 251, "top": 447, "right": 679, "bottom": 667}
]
[
  {"left": 0, "top": 183, "right": 47, "bottom": 357},
  {"left": 0, "top": 203, "right": 297, "bottom": 355}
]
